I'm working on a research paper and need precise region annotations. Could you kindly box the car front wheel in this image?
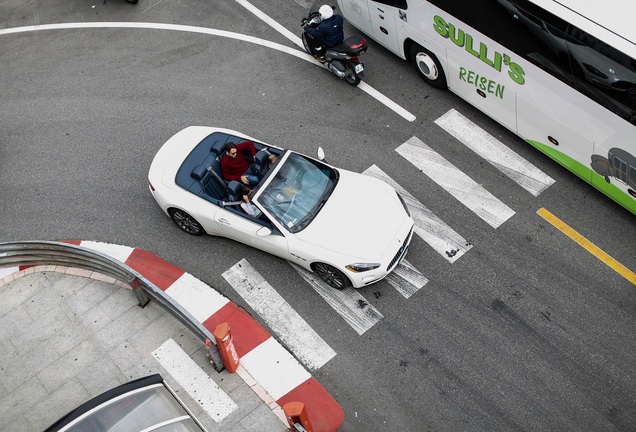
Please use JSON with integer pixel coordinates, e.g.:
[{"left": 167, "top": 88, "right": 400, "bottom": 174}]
[
  {"left": 313, "top": 262, "right": 349, "bottom": 290},
  {"left": 169, "top": 209, "right": 204, "bottom": 236}
]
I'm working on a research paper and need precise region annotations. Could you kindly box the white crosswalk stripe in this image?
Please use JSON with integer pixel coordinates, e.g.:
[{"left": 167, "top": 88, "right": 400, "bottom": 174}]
[
  {"left": 363, "top": 164, "right": 473, "bottom": 262},
  {"left": 223, "top": 259, "right": 336, "bottom": 370},
  {"left": 435, "top": 109, "right": 555, "bottom": 196},
  {"left": 153, "top": 338, "right": 238, "bottom": 422},
  {"left": 385, "top": 259, "right": 428, "bottom": 298},
  {"left": 292, "top": 264, "right": 383, "bottom": 335},
  {"left": 396, "top": 136, "right": 516, "bottom": 228}
]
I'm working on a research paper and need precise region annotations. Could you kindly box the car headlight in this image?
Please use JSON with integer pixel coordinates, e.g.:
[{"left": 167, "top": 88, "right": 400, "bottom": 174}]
[
  {"left": 345, "top": 263, "right": 381, "bottom": 273},
  {"left": 396, "top": 191, "right": 410, "bottom": 216}
]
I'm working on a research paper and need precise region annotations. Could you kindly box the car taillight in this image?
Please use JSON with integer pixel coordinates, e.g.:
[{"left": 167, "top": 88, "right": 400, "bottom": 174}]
[{"left": 148, "top": 180, "right": 155, "bottom": 191}]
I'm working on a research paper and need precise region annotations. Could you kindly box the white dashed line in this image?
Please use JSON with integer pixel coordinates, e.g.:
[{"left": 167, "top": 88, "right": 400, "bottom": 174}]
[{"left": 0, "top": 21, "right": 416, "bottom": 121}]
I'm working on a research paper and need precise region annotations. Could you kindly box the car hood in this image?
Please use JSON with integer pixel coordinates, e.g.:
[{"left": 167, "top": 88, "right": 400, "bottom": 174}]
[{"left": 293, "top": 170, "right": 407, "bottom": 260}]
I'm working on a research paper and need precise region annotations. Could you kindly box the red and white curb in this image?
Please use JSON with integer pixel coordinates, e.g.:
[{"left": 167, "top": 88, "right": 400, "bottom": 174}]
[{"left": 0, "top": 240, "right": 344, "bottom": 432}]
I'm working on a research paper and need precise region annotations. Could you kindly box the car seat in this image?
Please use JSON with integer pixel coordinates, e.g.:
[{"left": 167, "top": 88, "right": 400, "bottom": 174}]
[
  {"left": 191, "top": 164, "right": 228, "bottom": 200},
  {"left": 253, "top": 150, "right": 271, "bottom": 178}
]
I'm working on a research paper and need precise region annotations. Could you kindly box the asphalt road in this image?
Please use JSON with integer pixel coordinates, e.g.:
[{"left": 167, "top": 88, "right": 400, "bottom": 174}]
[{"left": 1, "top": 0, "right": 635, "bottom": 431}]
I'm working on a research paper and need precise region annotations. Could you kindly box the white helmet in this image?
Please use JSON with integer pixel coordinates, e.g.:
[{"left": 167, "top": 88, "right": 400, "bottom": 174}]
[{"left": 319, "top": 4, "right": 334, "bottom": 20}]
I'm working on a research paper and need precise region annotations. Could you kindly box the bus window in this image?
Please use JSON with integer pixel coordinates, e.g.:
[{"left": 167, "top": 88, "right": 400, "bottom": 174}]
[
  {"left": 483, "top": 0, "right": 575, "bottom": 86},
  {"left": 372, "top": 0, "right": 408, "bottom": 9},
  {"left": 565, "top": 27, "right": 636, "bottom": 125},
  {"left": 427, "top": 0, "right": 478, "bottom": 29}
]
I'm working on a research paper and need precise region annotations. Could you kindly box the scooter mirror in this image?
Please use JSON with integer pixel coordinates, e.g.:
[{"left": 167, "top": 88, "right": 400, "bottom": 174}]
[{"left": 317, "top": 147, "right": 326, "bottom": 161}]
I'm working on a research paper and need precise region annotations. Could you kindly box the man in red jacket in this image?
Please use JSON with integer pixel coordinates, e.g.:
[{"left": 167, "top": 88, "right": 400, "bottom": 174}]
[{"left": 221, "top": 141, "right": 259, "bottom": 186}]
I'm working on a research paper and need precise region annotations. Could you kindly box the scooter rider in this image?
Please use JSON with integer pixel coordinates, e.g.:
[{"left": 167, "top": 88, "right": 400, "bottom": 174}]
[{"left": 305, "top": 5, "right": 344, "bottom": 61}]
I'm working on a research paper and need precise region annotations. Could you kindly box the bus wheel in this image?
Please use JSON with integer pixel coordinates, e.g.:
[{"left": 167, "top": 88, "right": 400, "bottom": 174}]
[
  {"left": 409, "top": 44, "right": 447, "bottom": 89},
  {"left": 628, "top": 189, "right": 636, "bottom": 198}
]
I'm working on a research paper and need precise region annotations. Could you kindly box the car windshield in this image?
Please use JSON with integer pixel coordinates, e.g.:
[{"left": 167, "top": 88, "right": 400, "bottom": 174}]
[{"left": 257, "top": 152, "right": 338, "bottom": 233}]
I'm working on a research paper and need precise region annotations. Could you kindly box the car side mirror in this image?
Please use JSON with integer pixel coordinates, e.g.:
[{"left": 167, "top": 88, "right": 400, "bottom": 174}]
[
  {"left": 256, "top": 227, "right": 272, "bottom": 237},
  {"left": 317, "top": 147, "right": 326, "bottom": 161}
]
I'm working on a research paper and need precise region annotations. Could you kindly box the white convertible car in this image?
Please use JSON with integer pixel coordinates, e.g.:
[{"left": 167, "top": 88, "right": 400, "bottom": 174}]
[{"left": 148, "top": 127, "right": 414, "bottom": 289}]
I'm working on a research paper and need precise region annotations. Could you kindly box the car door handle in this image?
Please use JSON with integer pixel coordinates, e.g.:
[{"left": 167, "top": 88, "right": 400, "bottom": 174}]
[{"left": 218, "top": 218, "right": 230, "bottom": 225}]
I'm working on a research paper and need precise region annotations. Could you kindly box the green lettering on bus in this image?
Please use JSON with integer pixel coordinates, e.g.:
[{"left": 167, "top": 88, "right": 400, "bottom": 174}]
[
  {"left": 464, "top": 34, "right": 479, "bottom": 58},
  {"left": 459, "top": 67, "right": 506, "bottom": 99},
  {"left": 479, "top": 42, "right": 495, "bottom": 68},
  {"left": 479, "top": 76, "right": 488, "bottom": 91},
  {"left": 467, "top": 70, "right": 476, "bottom": 84},
  {"left": 459, "top": 67, "right": 467, "bottom": 81},
  {"left": 448, "top": 23, "right": 465, "bottom": 47},
  {"left": 434, "top": 15, "right": 525, "bottom": 85},
  {"left": 508, "top": 63, "right": 525, "bottom": 85},
  {"left": 433, "top": 15, "right": 448, "bottom": 37}
]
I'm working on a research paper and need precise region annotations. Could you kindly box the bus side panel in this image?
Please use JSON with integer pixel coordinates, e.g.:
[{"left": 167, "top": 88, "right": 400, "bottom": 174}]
[
  {"left": 517, "top": 95, "right": 594, "bottom": 184},
  {"left": 447, "top": 51, "right": 517, "bottom": 132},
  {"left": 590, "top": 143, "right": 636, "bottom": 214},
  {"left": 338, "top": 0, "right": 374, "bottom": 39}
]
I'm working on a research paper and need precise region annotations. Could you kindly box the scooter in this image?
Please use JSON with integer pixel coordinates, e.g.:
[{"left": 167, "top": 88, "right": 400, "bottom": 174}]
[{"left": 301, "top": 5, "right": 368, "bottom": 87}]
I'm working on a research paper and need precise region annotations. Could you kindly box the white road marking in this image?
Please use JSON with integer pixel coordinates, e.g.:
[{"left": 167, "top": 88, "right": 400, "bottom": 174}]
[
  {"left": 292, "top": 265, "right": 383, "bottom": 335},
  {"left": 232, "top": 0, "right": 417, "bottom": 122},
  {"left": 240, "top": 336, "right": 311, "bottom": 401},
  {"left": 396, "top": 136, "right": 516, "bottom": 228},
  {"left": 363, "top": 165, "right": 472, "bottom": 262},
  {"left": 165, "top": 272, "right": 229, "bottom": 323},
  {"left": 0, "top": 21, "right": 416, "bottom": 122},
  {"left": 222, "top": 259, "right": 336, "bottom": 370},
  {"left": 152, "top": 338, "right": 238, "bottom": 422},
  {"left": 234, "top": 0, "right": 303, "bottom": 47},
  {"left": 435, "top": 109, "right": 555, "bottom": 196},
  {"left": 385, "top": 259, "right": 428, "bottom": 298}
]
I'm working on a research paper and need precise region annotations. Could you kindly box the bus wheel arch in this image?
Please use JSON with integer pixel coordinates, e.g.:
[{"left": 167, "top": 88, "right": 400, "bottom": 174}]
[
  {"left": 409, "top": 43, "right": 447, "bottom": 89},
  {"left": 629, "top": 189, "right": 636, "bottom": 198}
]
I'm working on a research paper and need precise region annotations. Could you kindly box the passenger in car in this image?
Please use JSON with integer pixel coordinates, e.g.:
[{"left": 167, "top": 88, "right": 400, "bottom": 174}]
[
  {"left": 238, "top": 184, "right": 257, "bottom": 216},
  {"left": 221, "top": 141, "right": 259, "bottom": 186},
  {"left": 268, "top": 153, "right": 278, "bottom": 168}
]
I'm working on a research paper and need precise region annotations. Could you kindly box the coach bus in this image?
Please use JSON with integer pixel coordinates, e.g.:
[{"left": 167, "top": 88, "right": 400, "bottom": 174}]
[{"left": 336, "top": 0, "right": 636, "bottom": 215}]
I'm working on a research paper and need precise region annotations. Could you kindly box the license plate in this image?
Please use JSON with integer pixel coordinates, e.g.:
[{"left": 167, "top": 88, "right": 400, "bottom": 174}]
[{"left": 354, "top": 64, "right": 364, "bottom": 73}]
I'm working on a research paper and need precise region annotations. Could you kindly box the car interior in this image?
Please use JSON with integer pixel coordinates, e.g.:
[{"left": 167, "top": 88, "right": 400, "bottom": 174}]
[{"left": 178, "top": 132, "right": 283, "bottom": 227}]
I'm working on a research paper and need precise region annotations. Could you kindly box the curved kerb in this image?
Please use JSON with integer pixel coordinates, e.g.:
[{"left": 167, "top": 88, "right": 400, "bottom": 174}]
[{"left": 0, "top": 240, "right": 224, "bottom": 371}]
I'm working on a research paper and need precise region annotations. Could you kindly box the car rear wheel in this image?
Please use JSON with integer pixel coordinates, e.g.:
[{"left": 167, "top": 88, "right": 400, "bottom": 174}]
[
  {"left": 169, "top": 209, "right": 204, "bottom": 236},
  {"left": 313, "top": 262, "right": 349, "bottom": 290}
]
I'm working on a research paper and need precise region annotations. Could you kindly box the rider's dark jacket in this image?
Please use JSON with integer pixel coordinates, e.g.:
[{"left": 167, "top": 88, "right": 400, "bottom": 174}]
[{"left": 306, "top": 14, "right": 344, "bottom": 47}]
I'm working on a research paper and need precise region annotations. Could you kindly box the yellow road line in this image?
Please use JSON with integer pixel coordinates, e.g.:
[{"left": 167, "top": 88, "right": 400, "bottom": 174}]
[{"left": 537, "top": 208, "right": 636, "bottom": 285}]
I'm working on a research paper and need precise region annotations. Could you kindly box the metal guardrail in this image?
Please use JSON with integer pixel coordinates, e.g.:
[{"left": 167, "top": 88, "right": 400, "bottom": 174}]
[{"left": 0, "top": 241, "right": 224, "bottom": 371}]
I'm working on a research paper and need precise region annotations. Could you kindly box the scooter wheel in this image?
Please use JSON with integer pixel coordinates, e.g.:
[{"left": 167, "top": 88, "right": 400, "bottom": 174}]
[{"left": 343, "top": 63, "right": 361, "bottom": 86}]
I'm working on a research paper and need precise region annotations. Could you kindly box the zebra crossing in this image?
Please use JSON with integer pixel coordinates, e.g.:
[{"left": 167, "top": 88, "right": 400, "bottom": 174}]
[
  {"left": 363, "top": 164, "right": 472, "bottom": 263},
  {"left": 222, "top": 259, "right": 337, "bottom": 370},
  {"left": 395, "top": 136, "right": 516, "bottom": 228},
  {"left": 221, "top": 108, "right": 554, "bottom": 371},
  {"left": 434, "top": 109, "right": 555, "bottom": 197}
]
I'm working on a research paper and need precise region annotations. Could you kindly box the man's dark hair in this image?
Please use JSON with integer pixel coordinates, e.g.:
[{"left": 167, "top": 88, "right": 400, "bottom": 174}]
[{"left": 225, "top": 142, "right": 237, "bottom": 153}]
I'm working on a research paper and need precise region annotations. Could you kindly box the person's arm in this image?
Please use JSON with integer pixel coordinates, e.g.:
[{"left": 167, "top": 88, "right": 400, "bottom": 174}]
[
  {"left": 306, "top": 25, "right": 322, "bottom": 38},
  {"left": 238, "top": 140, "right": 257, "bottom": 157}
]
